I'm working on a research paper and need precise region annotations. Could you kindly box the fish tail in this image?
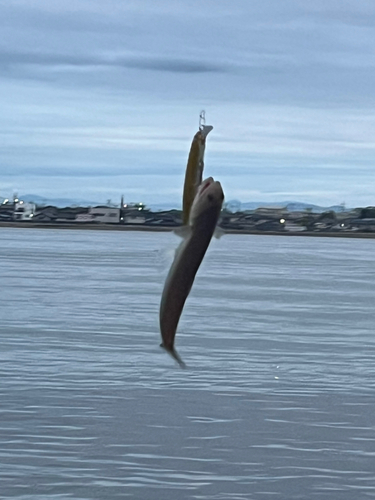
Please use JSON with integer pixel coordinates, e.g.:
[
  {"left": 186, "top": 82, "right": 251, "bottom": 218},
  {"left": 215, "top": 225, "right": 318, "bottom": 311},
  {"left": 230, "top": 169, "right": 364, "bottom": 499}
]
[
  {"left": 170, "top": 348, "right": 186, "bottom": 369},
  {"left": 160, "top": 343, "right": 186, "bottom": 369}
]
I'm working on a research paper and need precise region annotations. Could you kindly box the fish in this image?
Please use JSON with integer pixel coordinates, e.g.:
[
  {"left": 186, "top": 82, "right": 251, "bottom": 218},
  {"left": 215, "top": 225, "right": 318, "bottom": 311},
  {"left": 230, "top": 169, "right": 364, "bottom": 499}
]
[
  {"left": 182, "top": 124, "right": 213, "bottom": 225},
  {"left": 160, "top": 177, "right": 224, "bottom": 367}
]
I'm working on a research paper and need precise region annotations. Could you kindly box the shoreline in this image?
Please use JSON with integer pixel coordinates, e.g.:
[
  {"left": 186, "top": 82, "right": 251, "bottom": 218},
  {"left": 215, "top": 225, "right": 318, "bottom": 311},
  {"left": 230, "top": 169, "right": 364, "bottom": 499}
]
[{"left": 1, "top": 221, "right": 375, "bottom": 238}]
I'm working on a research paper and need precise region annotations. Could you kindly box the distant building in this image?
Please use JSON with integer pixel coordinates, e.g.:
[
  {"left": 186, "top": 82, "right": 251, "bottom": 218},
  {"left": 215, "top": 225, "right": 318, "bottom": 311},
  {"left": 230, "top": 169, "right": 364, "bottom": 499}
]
[
  {"left": 350, "top": 219, "right": 375, "bottom": 231},
  {"left": 34, "top": 206, "right": 88, "bottom": 222},
  {"left": 121, "top": 202, "right": 150, "bottom": 225},
  {"left": 284, "top": 221, "right": 306, "bottom": 232},
  {"left": 75, "top": 213, "right": 94, "bottom": 223},
  {"left": 254, "top": 206, "right": 287, "bottom": 219},
  {"left": 123, "top": 215, "right": 146, "bottom": 224},
  {"left": 13, "top": 201, "right": 35, "bottom": 221},
  {"left": 33, "top": 206, "right": 59, "bottom": 222},
  {"left": 0, "top": 200, "right": 15, "bottom": 221},
  {"left": 254, "top": 219, "right": 285, "bottom": 232},
  {"left": 76, "top": 207, "right": 120, "bottom": 224},
  {"left": 143, "top": 210, "right": 181, "bottom": 227}
]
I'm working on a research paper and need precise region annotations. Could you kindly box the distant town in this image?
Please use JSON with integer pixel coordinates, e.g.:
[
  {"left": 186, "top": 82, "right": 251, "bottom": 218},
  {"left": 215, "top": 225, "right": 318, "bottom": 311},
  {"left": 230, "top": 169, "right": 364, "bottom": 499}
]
[{"left": 1, "top": 194, "right": 375, "bottom": 237}]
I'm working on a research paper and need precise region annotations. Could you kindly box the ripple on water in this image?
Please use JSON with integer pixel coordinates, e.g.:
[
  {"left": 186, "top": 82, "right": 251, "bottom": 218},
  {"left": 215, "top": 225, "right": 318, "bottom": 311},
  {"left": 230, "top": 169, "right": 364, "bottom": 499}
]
[{"left": 1, "top": 230, "right": 375, "bottom": 499}]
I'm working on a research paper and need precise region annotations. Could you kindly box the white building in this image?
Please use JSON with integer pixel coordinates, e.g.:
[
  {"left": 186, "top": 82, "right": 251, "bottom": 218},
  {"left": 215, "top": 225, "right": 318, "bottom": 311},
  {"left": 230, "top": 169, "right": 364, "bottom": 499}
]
[
  {"left": 13, "top": 201, "right": 36, "bottom": 221},
  {"left": 76, "top": 207, "right": 120, "bottom": 224},
  {"left": 284, "top": 221, "right": 307, "bottom": 232}
]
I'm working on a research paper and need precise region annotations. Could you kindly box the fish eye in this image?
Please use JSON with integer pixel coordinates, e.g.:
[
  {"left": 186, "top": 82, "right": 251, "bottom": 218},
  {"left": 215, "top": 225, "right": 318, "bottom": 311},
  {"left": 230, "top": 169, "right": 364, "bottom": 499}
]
[{"left": 207, "top": 194, "right": 214, "bottom": 202}]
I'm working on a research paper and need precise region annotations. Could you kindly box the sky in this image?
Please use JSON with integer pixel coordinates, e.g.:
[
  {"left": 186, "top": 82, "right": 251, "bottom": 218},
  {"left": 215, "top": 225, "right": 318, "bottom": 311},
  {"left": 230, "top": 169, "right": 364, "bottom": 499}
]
[{"left": 1, "top": 0, "right": 375, "bottom": 209}]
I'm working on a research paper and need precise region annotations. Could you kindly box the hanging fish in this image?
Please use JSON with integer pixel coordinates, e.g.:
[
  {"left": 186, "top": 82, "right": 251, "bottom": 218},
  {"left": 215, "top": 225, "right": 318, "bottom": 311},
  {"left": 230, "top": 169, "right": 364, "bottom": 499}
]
[
  {"left": 160, "top": 177, "right": 224, "bottom": 367},
  {"left": 182, "top": 111, "right": 213, "bottom": 225}
]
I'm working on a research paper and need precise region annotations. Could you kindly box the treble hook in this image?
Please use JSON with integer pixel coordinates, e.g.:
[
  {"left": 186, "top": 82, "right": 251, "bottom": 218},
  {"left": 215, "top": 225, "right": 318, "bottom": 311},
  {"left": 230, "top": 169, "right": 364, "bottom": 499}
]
[{"left": 199, "top": 110, "right": 206, "bottom": 130}]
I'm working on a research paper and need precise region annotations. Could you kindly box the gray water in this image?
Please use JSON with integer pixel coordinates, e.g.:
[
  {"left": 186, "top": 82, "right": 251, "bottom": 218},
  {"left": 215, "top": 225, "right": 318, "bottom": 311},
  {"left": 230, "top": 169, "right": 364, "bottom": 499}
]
[{"left": 1, "top": 227, "right": 375, "bottom": 499}]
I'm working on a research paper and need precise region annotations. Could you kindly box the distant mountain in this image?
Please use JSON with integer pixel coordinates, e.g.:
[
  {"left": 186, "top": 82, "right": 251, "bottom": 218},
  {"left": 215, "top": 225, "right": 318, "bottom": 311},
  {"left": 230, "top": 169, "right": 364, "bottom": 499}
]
[
  {"left": 228, "top": 200, "right": 347, "bottom": 213},
  {"left": 147, "top": 202, "right": 182, "bottom": 211},
  {"left": 284, "top": 202, "right": 347, "bottom": 213},
  {"left": 11, "top": 194, "right": 348, "bottom": 213}
]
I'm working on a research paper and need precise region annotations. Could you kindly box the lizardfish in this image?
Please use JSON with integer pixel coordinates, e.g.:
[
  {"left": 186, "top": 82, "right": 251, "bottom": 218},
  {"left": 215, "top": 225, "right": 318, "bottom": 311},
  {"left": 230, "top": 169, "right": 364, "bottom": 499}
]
[
  {"left": 160, "top": 177, "right": 224, "bottom": 367},
  {"left": 182, "top": 124, "right": 213, "bottom": 226}
]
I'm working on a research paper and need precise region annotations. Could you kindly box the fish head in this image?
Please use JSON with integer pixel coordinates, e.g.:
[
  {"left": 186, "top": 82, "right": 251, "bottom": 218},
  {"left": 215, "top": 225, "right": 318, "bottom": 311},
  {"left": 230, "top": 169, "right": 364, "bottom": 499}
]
[{"left": 189, "top": 177, "right": 224, "bottom": 227}]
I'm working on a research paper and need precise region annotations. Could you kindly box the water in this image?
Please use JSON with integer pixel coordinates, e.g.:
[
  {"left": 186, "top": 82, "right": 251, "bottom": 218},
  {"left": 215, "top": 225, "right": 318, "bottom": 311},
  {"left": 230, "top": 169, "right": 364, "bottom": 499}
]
[{"left": 1, "top": 227, "right": 375, "bottom": 499}]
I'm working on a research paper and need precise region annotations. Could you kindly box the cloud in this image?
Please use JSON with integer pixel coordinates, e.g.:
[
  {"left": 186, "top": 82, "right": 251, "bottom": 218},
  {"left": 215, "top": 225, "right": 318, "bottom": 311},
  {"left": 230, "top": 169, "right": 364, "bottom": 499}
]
[
  {"left": 124, "top": 58, "right": 224, "bottom": 74},
  {"left": 1, "top": 165, "right": 179, "bottom": 178},
  {"left": 1, "top": 1, "right": 375, "bottom": 207},
  {"left": 0, "top": 50, "right": 226, "bottom": 75}
]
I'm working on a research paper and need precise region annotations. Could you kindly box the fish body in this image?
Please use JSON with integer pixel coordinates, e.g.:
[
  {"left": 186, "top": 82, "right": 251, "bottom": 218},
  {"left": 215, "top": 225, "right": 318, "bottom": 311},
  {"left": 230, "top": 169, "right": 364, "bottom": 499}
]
[
  {"left": 160, "top": 178, "right": 224, "bottom": 366},
  {"left": 182, "top": 125, "right": 213, "bottom": 225}
]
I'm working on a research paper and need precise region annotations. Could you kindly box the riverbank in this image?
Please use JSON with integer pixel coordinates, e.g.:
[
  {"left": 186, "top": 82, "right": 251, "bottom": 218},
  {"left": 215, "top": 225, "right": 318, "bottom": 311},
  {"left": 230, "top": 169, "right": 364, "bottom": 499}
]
[{"left": 1, "top": 221, "right": 375, "bottom": 238}]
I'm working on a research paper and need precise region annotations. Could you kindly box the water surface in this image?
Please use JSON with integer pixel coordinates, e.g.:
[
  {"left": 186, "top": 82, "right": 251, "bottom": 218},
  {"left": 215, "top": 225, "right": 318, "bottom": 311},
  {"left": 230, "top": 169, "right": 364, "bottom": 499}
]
[{"left": 1, "top": 228, "right": 375, "bottom": 499}]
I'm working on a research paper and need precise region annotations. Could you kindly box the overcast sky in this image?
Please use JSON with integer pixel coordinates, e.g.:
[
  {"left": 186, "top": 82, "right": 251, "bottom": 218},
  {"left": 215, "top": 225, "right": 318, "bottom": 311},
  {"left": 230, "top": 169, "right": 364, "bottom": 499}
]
[{"left": 1, "top": 0, "right": 375, "bottom": 208}]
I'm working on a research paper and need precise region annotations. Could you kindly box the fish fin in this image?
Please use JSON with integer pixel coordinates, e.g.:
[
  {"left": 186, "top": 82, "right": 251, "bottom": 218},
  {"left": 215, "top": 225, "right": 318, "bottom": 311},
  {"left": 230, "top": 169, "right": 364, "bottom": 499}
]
[
  {"left": 160, "top": 344, "right": 186, "bottom": 369},
  {"left": 214, "top": 226, "right": 226, "bottom": 239},
  {"left": 173, "top": 225, "right": 192, "bottom": 239}
]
